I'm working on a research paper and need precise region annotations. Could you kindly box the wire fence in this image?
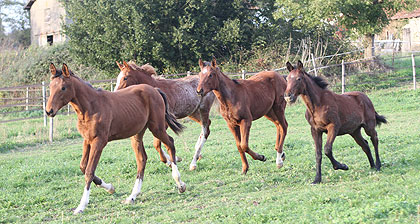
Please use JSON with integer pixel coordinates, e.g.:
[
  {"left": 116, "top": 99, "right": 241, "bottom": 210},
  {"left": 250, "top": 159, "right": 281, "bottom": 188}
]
[{"left": 1, "top": 50, "right": 419, "bottom": 142}]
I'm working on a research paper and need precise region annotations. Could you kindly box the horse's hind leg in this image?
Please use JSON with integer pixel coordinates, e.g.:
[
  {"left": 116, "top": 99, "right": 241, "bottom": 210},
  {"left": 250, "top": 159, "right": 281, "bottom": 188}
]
[
  {"left": 124, "top": 130, "right": 147, "bottom": 204},
  {"left": 153, "top": 137, "right": 180, "bottom": 167},
  {"left": 267, "top": 106, "right": 288, "bottom": 168},
  {"left": 350, "top": 128, "right": 375, "bottom": 169},
  {"left": 150, "top": 125, "right": 186, "bottom": 193},
  {"left": 188, "top": 110, "right": 211, "bottom": 170},
  {"left": 364, "top": 125, "right": 381, "bottom": 171},
  {"left": 324, "top": 125, "right": 348, "bottom": 171}
]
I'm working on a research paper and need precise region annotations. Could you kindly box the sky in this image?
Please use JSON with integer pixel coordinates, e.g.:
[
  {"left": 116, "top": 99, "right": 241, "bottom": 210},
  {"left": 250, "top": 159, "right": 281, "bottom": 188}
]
[{"left": 0, "top": 0, "right": 29, "bottom": 34}]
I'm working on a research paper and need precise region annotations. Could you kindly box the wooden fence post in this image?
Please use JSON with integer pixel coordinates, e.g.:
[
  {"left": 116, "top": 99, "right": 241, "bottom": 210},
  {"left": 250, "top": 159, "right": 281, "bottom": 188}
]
[
  {"left": 412, "top": 54, "right": 417, "bottom": 90},
  {"left": 49, "top": 117, "right": 54, "bottom": 142},
  {"left": 26, "top": 87, "right": 29, "bottom": 110},
  {"left": 110, "top": 80, "right": 114, "bottom": 92},
  {"left": 242, "top": 70, "right": 246, "bottom": 79},
  {"left": 42, "top": 81, "right": 47, "bottom": 127},
  {"left": 67, "top": 104, "right": 70, "bottom": 116},
  {"left": 187, "top": 71, "right": 191, "bottom": 76},
  {"left": 341, "top": 60, "right": 345, "bottom": 94},
  {"left": 311, "top": 53, "right": 318, "bottom": 76}
]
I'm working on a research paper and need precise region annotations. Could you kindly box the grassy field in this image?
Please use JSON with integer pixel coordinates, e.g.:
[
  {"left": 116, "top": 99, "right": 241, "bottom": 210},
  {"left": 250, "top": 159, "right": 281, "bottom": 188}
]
[{"left": 0, "top": 86, "right": 419, "bottom": 223}]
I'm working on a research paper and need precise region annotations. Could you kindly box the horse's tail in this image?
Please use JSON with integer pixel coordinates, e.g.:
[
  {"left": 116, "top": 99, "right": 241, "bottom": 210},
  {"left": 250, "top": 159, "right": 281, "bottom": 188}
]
[
  {"left": 156, "top": 88, "right": 185, "bottom": 135},
  {"left": 375, "top": 112, "right": 388, "bottom": 127}
]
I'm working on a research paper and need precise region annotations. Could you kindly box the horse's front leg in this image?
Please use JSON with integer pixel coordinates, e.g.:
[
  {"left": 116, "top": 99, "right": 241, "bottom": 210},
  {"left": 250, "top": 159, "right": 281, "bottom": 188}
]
[
  {"left": 311, "top": 128, "right": 323, "bottom": 184},
  {"left": 324, "top": 125, "right": 348, "bottom": 171},
  {"left": 74, "top": 138, "right": 107, "bottom": 214},
  {"left": 239, "top": 119, "right": 266, "bottom": 162},
  {"left": 227, "top": 124, "right": 249, "bottom": 174},
  {"left": 124, "top": 132, "right": 147, "bottom": 204},
  {"left": 189, "top": 111, "right": 211, "bottom": 171}
]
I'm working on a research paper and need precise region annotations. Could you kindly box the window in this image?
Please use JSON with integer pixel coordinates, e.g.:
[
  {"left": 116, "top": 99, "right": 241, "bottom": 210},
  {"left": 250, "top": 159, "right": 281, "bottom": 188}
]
[{"left": 47, "top": 35, "right": 53, "bottom": 45}]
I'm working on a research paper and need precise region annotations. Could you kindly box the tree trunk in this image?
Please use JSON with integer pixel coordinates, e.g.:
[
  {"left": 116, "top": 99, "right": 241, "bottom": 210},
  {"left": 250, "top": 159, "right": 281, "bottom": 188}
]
[{"left": 364, "top": 34, "right": 375, "bottom": 59}]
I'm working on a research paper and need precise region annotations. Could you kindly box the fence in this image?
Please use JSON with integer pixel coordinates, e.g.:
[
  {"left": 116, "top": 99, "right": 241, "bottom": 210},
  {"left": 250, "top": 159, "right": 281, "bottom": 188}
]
[{"left": 1, "top": 51, "right": 419, "bottom": 142}]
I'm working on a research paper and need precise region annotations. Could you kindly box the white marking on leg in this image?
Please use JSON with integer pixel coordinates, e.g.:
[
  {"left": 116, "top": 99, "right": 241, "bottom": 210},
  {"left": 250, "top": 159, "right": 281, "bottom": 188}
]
[
  {"left": 125, "top": 178, "right": 143, "bottom": 204},
  {"left": 74, "top": 187, "right": 90, "bottom": 214},
  {"left": 114, "top": 71, "right": 124, "bottom": 92},
  {"left": 98, "top": 180, "right": 114, "bottom": 194},
  {"left": 171, "top": 164, "right": 186, "bottom": 193},
  {"left": 190, "top": 127, "right": 207, "bottom": 170},
  {"left": 276, "top": 152, "right": 284, "bottom": 168},
  {"left": 163, "top": 151, "right": 173, "bottom": 167}
]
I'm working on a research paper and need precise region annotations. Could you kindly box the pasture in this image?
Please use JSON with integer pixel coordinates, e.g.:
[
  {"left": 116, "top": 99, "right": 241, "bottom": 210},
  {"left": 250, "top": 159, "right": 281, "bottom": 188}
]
[{"left": 0, "top": 86, "right": 419, "bottom": 223}]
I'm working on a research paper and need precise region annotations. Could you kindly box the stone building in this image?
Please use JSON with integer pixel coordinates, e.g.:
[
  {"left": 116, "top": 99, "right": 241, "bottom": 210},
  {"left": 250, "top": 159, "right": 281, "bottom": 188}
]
[{"left": 24, "top": 0, "right": 68, "bottom": 46}]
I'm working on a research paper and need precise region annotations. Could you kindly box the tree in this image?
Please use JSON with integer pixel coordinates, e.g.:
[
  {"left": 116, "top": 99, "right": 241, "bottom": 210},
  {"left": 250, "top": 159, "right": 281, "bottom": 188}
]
[
  {"left": 274, "top": 0, "right": 419, "bottom": 58},
  {"left": 0, "top": 0, "right": 30, "bottom": 47},
  {"left": 61, "top": 0, "right": 287, "bottom": 74}
]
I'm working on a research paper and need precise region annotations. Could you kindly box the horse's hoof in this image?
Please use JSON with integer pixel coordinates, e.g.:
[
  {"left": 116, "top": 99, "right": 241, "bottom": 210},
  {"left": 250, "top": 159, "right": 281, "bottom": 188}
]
[
  {"left": 341, "top": 164, "right": 349, "bottom": 170},
  {"left": 197, "top": 154, "right": 203, "bottom": 161},
  {"left": 178, "top": 182, "right": 186, "bottom": 193},
  {"left": 73, "top": 208, "right": 84, "bottom": 215},
  {"left": 189, "top": 165, "right": 197, "bottom": 171},
  {"left": 311, "top": 179, "right": 321, "bottom": 185},
  {"left": 281, "top": 153, "right": 286, "bottom": 161},
  {"left": 260, "top": 155, "right": 267, "bottom": 162},
  {"left": 276, "top": 163, "right": 283, "bottom": 169},
  {"left": 123, "top": 198, "right": 135, "bottom": 205},
  {"left": 107, "top": 184, "right": 115, "bottom": 194},
  {"left": 241, "top": 169, "right": 248, "bottom": 175},
  {"left": 176, "top": 156, "right": 182, "bottom": 162}
]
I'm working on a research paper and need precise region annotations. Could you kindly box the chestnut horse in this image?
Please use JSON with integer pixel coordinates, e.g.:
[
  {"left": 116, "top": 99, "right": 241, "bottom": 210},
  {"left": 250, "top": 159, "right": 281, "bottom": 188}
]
[
  {"left": 284, "top": 61, "right": 387, "bottom": 184},
  {"left": 46, "top": 63, "right": 186, "bottom": 214},
  {"left": 115, "top": 61, "right": 216, "bottom": 171},
  {"left": 196, "top": 58, "right": 288, "bottom": 174}
]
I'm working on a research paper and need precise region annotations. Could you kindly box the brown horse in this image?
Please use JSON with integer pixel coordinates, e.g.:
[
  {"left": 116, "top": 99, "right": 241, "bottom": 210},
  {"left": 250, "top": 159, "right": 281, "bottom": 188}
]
[
  {"left": 46, "top": 63, "right": 186, "bottom": 214},
  {"left": 115, "top": 61, "right": 216, "bottom": 171},
  {"left": 284, "top": 61, "right": 387, "bottom": 184},
  {"left": 196, "top": 58, "right": 288, "bottom": 174}
]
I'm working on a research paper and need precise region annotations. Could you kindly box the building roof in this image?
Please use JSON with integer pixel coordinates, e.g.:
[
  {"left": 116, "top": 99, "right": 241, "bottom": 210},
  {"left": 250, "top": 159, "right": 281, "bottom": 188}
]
[
  {"left": 391, "top": 8, "right": 420, "bottom": 20},
  {"left": 24, "top": 0, "right": 36, "bottom": 10}
]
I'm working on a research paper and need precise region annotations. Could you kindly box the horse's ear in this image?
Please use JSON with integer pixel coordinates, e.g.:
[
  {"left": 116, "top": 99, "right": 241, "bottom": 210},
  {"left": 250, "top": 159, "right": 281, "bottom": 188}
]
[
  {"left": 211, "top": 57, "right": 217, "bottom": 68},
  {"left": 199, "top": 58, "right": 204, "bottom": 69},
  {"left": 50, "top": 63, "right": 57, "bottom": 76},
  {"left": 123, "top": 61, "right": 132, "bottom": 71},
  {"left": 297, "top": 60, "right": 304, "bottom": 70},
  {"left": 116, "top": 61, "right": 124, "bottom": 70},
  {"left": 286, "top": 62, "right": 294, "bottom": 72},
  {"left": 62, "top": 63, "right": 70, "bottom": 77}
]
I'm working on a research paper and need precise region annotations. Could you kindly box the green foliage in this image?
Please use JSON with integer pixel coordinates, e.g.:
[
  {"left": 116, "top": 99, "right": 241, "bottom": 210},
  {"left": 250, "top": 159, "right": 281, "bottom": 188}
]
[
  {"left": 0, "top": 87, "right": 419, "bottom": 222},
  {"left": 0, "top": 43, "right": 108, "bottom": 86}
]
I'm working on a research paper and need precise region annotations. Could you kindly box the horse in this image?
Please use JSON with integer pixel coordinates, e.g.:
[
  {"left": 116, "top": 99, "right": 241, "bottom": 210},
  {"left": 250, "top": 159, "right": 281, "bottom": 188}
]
[
  {"left": 114, "top": 61, "right": 216, "bottom": 171},
  {"left": 46, "top": 63, "right": 186, "bottom": 214},
  {"left": 196, "top": 58, "right": 288, "bottom": 174},
  {"left": 284, "top": 60, "right": 387, "bottom": 184}
]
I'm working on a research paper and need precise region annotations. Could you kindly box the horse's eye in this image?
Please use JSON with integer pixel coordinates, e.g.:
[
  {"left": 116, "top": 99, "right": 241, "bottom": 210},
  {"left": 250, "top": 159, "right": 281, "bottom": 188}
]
[
  {"left": 297, "top": 77, "right": 301, "bottom": 81},
  {"left": 209, "top": 73, "right": 213, "bottom": 78},
  {"left": 61, "top": 87, "right": 66, "bottom": 91},
  {"left": 123, "top": 77, "right": 128, "bottom": 81}
]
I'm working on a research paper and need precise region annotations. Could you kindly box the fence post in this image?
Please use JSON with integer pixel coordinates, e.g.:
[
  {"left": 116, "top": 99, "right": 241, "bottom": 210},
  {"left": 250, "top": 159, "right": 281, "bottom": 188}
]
[
  {"left": 42, "top": 81, "right": 47, "bottom": 127},
  {"left": 67, "top": 104, "right": 70, "bottom": 116},
  {"left": 412, "top": 54, "right": 417, "bottom": 90},
  {"left": 26, "top": 87, "right": 29, "bottom": 110},
  {"left": 49, "top": 117, "right": 54, "bottom": 142},
  {"left": 110, "top": 80, "right": 114, "bottom": 92},
  {"left": 242, "top": 70, "right": 246, "bottom": 79},
  {"left": 341, "top": 60, "right": 345, "bottom": 94},
  {"left": 187, "top": 71, "right": 191, "bottom": 76},
  {"left": 311, "top": 53, "right": 318, "bottom": 76},
  {"left": 392, "top": 47, "right": 395, "bottom": 67}
]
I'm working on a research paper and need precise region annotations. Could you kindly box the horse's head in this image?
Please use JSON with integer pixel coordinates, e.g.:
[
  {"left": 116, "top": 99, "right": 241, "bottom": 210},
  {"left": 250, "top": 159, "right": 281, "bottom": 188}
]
[
  {"left": 115, "top": 61, "right": 156, "bottom": 91},
  {"left": 284, "top": 60, "right": 307, "bottom": 104},
  {"left": 197, "top": 57, "right": 219, "bottom": 96},
  {"left": 46, "top": 63, "right": 75, "bottom": 117}
]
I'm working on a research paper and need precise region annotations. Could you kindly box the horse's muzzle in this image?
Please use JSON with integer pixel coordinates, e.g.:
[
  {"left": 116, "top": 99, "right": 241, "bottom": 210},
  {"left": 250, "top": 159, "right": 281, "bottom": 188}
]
[
  {"left": 45, "top": 109, "right": 55, "bottom": 117},
  {"left": 196, "top": 89, "right": 203, "bottom": 96},
  {"left": 284, "top": 93, "right": 296, "bottom": 104}
]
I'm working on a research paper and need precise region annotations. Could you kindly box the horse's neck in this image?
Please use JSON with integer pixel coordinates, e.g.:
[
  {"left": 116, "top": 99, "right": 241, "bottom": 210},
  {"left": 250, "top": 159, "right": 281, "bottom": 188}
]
[
  {"left": 70, "top": 77, "right": 99, "bottom": 119},
  {"left": 301, "top": 77, "right": 325, "bottom": 114},
  {"left": 213, "top": 73, "right": 237, "bottom": 108}
]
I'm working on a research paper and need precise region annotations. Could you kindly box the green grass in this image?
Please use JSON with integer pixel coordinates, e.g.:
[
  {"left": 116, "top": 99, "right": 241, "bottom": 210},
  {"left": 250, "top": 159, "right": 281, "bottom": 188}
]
[{"left": 0, "top": 86, "right": 419, "bottom": 223}]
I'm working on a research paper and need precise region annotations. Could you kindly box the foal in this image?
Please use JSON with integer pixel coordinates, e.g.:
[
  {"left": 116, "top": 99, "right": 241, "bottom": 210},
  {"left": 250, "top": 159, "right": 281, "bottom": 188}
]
[
  {"left": 284, "top": 61, "right": 387, "bottom": 184},
  {"left": 197, "top": 58, "right": 288, "bottom": 174},
  {"left": 46, "top": 63, "right": 186, "bottom": 214},
  {"left": 115, "top": 61, "right": 215, "bottom": 171}
]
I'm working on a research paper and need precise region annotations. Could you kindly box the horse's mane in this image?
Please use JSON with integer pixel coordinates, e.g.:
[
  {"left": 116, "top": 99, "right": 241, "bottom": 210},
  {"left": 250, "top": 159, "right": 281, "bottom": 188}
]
[
  {"left": 127, "top": 61, "right": 157, "bottom": 76},
  {"left": 305, "top": 72, "right": 328, "bottom": 89}
]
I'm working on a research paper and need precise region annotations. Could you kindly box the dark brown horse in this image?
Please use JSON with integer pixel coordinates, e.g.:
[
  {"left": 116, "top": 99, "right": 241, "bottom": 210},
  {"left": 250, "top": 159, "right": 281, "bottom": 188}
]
[
  {"left": 46, "top": 63, "right": 186, "bottom": 214},
  {"left": 115, "top": 61, "right": 215, "bottom": 171},
  {"left": 196, "top": 58, "right": 288, "bottom": 174},
  {"left": 284, "top": 61, "right": 387, "bottom": 184}
]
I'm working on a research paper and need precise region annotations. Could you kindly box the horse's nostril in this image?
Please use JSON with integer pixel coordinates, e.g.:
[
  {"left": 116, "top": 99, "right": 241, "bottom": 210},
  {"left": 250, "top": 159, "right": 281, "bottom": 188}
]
[{"left": 46, "top": 109, "right": 53, "bottom": 116}]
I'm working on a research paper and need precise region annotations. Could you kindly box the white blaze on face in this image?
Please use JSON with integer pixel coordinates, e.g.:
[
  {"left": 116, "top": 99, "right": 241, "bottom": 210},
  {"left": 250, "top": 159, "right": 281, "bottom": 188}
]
[
  {"left": 202, "top": 68, "right": 208, "bottom": 74},
  {"left": 114, "top": 71, "right": 124, "bottom": 92}
]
